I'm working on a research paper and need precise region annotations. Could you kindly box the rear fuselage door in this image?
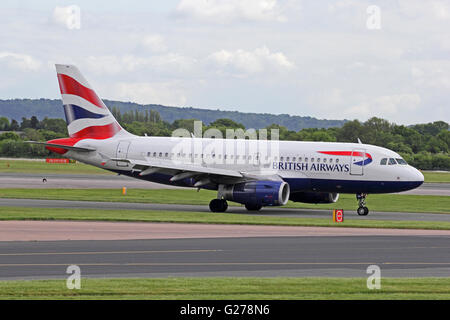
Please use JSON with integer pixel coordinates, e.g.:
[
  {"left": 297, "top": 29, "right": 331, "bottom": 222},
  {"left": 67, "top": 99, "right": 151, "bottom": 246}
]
[
  {"left": 116, "top": 141, "right": 131, "bottom": 167},
  {"left": 350, "top": 148, "right": 365, "bottom": 175}
]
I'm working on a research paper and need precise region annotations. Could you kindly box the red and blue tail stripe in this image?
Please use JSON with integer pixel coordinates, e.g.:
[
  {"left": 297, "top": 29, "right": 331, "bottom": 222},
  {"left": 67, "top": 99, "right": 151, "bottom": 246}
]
[
  {"left": 57, "top": 73, "right": 106, "bottom": 110},
  {"left": 63, "top": 104, "right": 107, "bottom": 124},
  {"left": 318, "top": 151, "right": 373, "bottom": 166}
]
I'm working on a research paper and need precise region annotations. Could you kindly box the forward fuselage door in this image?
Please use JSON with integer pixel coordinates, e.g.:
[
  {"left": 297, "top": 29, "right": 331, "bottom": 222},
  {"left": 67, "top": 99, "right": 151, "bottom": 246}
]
[
  {"left": 350, "top": 148, "right": 365, "bottom": 175},
  {"left": 116, "top": 141, "right": 131, "bottom": 167}
]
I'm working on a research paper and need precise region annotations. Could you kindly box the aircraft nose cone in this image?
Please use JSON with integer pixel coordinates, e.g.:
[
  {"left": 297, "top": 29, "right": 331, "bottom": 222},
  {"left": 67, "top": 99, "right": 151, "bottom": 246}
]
[
  {"left": 416, "top": 169, "right": 425, "bottom": 183},
  {"left": 408, "top": 167, "right": 424, "bottom": 189}
]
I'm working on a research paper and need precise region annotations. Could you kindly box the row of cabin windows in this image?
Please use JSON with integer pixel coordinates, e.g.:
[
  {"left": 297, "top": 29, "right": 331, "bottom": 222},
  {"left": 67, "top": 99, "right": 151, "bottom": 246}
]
[{"left": 145, "top": 151, "right": 339, "bottom": 163}]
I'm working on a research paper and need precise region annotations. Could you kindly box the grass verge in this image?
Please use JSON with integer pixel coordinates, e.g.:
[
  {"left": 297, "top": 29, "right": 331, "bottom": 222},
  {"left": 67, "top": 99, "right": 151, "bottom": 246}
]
[
  {"left": 1, "top": 206, "right": 450, "bottom": 230},
  {"left": 0, "top": 188, "right": 449, "bottom": 214},
  {"left": 0, "top": 277, "right": 449, "bottom": 299},
  {"left": 0, "top": 159, "right": 111, "bottom": 175},
  {"left": 423, "top": 171, "right": 450, "bottom": 183}
]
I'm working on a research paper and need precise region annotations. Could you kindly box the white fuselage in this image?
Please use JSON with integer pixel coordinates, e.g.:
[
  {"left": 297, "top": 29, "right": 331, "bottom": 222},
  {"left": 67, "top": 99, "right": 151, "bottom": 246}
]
[{"left": 66, "top": 134, "right": 424, "bottom": 194}]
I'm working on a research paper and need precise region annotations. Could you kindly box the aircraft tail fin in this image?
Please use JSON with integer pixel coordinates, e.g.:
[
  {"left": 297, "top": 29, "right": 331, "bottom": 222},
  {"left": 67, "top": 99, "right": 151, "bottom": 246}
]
[{"left": 55, "top": 64, "right": 130, "bottom": 139}]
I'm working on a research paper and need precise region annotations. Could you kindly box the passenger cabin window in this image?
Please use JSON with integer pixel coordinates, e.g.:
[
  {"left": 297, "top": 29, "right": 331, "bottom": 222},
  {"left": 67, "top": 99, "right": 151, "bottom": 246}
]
[
  {"left": 388, "top": 158, "right": 397, "bottom": 165},
  {"left": 380, "top": 158, "right": 387, "bottom": 165}
]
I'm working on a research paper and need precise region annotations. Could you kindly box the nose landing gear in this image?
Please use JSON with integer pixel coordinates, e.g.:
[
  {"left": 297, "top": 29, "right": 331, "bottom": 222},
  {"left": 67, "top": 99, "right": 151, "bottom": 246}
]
[{"left": 356, "top": 193, "right": 369, "bottom": 216}]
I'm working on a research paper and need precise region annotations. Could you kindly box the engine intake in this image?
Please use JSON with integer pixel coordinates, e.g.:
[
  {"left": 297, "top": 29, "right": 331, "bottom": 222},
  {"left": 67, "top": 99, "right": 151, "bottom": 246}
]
[
  {"left": 289, "top": 192, "right": 339, "bottom": 204},
  {"left": 223, "top": 181, "right": 290, "bottom": 207}
]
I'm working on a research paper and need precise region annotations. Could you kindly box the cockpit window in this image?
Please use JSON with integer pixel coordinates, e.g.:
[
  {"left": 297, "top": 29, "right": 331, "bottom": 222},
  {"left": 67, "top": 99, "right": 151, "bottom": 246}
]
[
  {"left": 396, "top": 158, "right": 408, "bottom": 165},
  {"left": 388, "top": 158, "right": 397, "bottom": 165},
  {"left": 380, "top": 158, "right": 387, "bottom": 165}
]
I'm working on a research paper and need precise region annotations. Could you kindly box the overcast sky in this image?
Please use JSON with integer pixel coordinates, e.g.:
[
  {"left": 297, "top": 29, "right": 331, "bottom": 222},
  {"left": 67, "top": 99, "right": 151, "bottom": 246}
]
[{"left": 0, "top": 0, "right": 449, "bottom": 125}]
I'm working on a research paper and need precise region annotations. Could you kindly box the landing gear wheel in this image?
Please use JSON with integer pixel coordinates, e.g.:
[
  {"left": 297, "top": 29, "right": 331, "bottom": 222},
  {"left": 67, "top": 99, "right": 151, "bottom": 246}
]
[
  {"left": 209, "top": 199, "right": 228, "bottom": 212},
  {"left": 245, "top": 204, "right": 262, "bottom": 211},
  {"left": 356, "top": 193, "right": 369, "bottom": 216},
  {"left": 357, "top": 206, "right": 369, "bottom": 216}
]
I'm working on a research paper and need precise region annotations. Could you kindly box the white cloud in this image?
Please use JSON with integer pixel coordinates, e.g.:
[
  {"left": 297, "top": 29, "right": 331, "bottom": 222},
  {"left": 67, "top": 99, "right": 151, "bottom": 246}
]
[
  {"left": 0, "top": 52, "right": 42, "bottom": 71},
  {"left": 84, "top": 53, "right": 197, "bottom": 75},
  {"left": 411, "top": 60, "right": 450, "bottom": 89},
  {"left": 343, "top": 93, "right": 421, "bottom": 122},
  {"left": 398, "top": 0, "right": 450, "bottom": 20},
  {"left": 373, "top": 94, "right": 421, "bottom": 114},
  {"left": 112, "top": 82, "right": 187, "bottom": 106},
  {"left": 209, "top": 46, "right": 293, "bottom": 76},
  {"left": 175, "top": 0, "right": 287, "bottom": 23},
  {"left": 141, "top": 34, "right": 167, "bottom": 53}
]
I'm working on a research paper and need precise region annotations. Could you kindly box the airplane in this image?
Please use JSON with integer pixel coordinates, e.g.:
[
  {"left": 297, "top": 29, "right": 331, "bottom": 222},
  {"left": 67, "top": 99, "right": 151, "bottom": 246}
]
[{"left": 29, "top": 64, "right": 425, "bottom": 216}]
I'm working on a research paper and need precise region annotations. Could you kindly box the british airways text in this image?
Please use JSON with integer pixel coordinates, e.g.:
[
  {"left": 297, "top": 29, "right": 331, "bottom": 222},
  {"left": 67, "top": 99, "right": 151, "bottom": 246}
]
[{"left": 272, "top": 162, "right": 350, "bottom": 172}]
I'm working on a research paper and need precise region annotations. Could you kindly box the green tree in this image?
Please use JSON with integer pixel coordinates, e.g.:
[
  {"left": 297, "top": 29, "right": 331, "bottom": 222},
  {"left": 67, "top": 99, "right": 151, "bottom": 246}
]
[
  {"left": 0, "top": 117, "right": 10, "bottom": 131},
  {"left": 0, "top": 132, "right": 20, "bottom": 141}
]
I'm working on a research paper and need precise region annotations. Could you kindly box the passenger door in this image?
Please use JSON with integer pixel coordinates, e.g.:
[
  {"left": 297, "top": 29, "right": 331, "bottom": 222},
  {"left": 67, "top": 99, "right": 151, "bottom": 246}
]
[{"left": 350, "top": 148, "right": 365, "bottom": 175}]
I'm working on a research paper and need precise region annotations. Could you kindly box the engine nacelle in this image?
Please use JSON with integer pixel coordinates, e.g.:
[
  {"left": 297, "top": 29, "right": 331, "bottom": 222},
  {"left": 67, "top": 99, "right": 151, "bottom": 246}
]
[
  {"left": 223, "top": 181, "right": 290, "bottom": 207},
  {"left": 289, "top": 192, "right": 339, "bottom": 204}
]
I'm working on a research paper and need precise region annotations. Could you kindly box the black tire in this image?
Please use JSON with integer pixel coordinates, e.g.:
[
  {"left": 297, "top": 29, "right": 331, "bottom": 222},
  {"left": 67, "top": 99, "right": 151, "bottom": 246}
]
[
  {"left": 357, "top": 207, "right": 366, "bottom": 216},
  {"left": 209, "top": 199, "right": 228, "bottom": 212},
  {"left": 245, "top": 204, "right": 262, "bottom": 211},
  {"left": 363, "top": 206, "right": 369, "bottom": 215}
]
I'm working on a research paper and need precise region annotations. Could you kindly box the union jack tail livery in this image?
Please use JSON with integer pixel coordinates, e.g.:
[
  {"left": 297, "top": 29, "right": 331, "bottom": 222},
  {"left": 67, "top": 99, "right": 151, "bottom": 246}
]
[{"left": 55, "top": 64, "right": 126, "bottom": 139}]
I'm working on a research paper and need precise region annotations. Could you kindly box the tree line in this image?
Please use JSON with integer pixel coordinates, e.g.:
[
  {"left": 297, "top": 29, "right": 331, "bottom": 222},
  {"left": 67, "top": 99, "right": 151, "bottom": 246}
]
[{"left": 0, "top": 110, "right": 448, "bottom": 170}]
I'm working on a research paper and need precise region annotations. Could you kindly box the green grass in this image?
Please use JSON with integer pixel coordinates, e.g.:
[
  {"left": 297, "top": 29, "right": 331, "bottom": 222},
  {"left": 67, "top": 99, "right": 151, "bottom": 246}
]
[
  {"left": 423, "top": 171, "right": 450, "bottom": 183},
  {"left": 2, "top": 206, "right": 450, "bottom": 230},
  {"left": 0, "top": 277, "right": 449, "bottom": 299},
  {"left": 0, "top": 188, "right": 448, "bottom": 214},
  {"left": 0, "top": 159, "right": 112, "bottom": 175}
]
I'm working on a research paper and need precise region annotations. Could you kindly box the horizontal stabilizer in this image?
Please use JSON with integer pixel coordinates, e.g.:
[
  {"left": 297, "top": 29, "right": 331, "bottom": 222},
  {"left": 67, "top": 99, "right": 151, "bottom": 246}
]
[{"left": 26, "top": 141, "right": 96, "bottom": 152}]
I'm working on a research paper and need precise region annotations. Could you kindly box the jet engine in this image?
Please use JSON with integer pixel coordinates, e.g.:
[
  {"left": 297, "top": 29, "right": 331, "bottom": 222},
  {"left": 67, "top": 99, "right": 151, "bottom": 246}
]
[{"left": 222, "top": 181, "right": 290, "bottom": 207}]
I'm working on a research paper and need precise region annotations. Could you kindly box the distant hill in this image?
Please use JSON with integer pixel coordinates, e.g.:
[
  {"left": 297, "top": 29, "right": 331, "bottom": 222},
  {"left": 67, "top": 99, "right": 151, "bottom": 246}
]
[{"left": 0, "top": 98, "right": 347, "bottom": 131}]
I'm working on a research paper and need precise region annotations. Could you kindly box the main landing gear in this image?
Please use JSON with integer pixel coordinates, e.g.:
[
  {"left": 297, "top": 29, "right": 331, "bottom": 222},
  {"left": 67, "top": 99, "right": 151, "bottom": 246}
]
[
  {"left": 209, "top": 199, "right": 228, "bottom": 212},
  {"left": 356, "top": 193, "right": 369, "bottom": 216},
  {"left": 208, "top": 199, "right": 262, "bottom": 212}
]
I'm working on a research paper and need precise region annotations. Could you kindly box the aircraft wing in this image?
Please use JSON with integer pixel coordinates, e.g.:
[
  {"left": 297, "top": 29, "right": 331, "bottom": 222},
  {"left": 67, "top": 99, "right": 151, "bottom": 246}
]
[{"left": 108, "top": 158, "right": 244, "bottom": 182}]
